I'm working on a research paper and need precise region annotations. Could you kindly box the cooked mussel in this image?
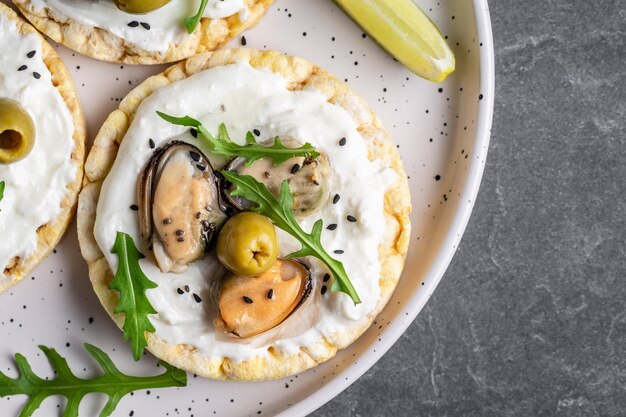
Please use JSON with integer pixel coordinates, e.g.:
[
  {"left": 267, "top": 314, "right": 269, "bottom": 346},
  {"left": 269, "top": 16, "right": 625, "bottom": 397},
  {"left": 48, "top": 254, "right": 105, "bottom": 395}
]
[
  {"left": 137, "top": 141, "right": 229, "bottom": 273},
  {"left": 215, "top": 259, "right": 312, "bottom": 338},
  {"left": 225, "top": 138, "right": 332, "bottom": 218},
  {"left": 113, "top": 0, "right": 171, "bottom": 14},
  {"left": 0, "top": 98, "right": 35, "bottom": 164}
]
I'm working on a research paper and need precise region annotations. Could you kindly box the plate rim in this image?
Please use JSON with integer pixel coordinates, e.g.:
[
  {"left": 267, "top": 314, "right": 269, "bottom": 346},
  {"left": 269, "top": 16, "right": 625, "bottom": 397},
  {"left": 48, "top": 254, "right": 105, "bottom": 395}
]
[{"left": 276, "top": 0, "right": 496, "bottom": 415}]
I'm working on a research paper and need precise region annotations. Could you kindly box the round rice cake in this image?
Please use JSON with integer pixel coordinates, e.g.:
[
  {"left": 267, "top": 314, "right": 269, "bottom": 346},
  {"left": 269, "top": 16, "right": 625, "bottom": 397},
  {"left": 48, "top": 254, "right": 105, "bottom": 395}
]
[
  {"left": 11, "top": 0, "right": 274, "bottom": 64},
  {"left": 0, "top": 3, "right": 85, "bottom": 292},
  {"left": 77, "top": 48, "right": 411, "bottom": 380}
]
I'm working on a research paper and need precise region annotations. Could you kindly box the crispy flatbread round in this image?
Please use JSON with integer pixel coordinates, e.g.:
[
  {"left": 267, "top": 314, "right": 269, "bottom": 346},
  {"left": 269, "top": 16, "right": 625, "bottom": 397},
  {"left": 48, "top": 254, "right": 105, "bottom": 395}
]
[
  {"left": 0, "top": 3, "right": 86, "bottom": 292},
  {"left": 77, "top": 49, "right": 411, "bottom": 380},
  {"left": 11, "top": 0, "right": 274, "bottom": 64}
]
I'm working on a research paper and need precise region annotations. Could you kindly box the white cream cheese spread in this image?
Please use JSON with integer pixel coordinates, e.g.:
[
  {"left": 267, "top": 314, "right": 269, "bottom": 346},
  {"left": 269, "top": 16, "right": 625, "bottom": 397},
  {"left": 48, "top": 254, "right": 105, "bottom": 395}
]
[
  {"left": 29, "top": 0, "right": 248, "bottom": 53},
  {"left": 0, "top": 14, "right": 76, "bottom": 283},
  {"left": 94, "top": 62, "right": 396, "bottom": 361}
]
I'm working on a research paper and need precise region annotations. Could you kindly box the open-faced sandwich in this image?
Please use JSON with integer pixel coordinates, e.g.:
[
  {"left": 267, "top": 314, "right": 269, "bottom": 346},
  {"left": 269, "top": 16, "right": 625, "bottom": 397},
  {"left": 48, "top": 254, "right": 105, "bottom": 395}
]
[
  {"left": 11, "top": 0, "right": 273, "bottom": 64},
  {"left": 0, "top": 3, "right": 85, "bottom": 292},
  {"left": 78, "top": 49, "right": 411, "bottom": 380}
]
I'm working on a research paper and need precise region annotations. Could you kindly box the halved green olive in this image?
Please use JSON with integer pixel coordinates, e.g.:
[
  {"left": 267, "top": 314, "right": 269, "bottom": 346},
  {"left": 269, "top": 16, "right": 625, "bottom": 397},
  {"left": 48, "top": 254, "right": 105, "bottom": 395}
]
[
  {"left": 216, "top": 212, "right": 279, "bottom": 276},
  {"left": 113, "top": 0, "right": 171, "bottom": 14},
  {"left": 0, "top": 98, "right": 35, "bottom": 165}
]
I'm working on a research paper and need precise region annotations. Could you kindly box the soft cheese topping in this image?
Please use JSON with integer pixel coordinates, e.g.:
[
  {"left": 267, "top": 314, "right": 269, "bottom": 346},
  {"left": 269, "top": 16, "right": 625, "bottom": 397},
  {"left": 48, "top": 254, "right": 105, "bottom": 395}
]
[
  {"left": 94, "top": 62, "right": 396, "bottom": 361},
  {"left": 29, "top": 0, "right": 247, "bottom": 53},
  {"left": 0, "top": 14, "right": 76, "bottom": 282}
]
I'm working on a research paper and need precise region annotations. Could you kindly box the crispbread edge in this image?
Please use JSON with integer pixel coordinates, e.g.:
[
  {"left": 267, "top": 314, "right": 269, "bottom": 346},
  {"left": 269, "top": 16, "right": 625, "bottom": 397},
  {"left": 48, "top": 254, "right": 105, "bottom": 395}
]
[
  {"left": 12, "top": 0, "right": 274, "bottom": 65},
  {"left": 77, "top": 48, "right": 411, "bottom": 380},
  {"left": 0, "top": 3, "right": 86, "bottom": 292}
]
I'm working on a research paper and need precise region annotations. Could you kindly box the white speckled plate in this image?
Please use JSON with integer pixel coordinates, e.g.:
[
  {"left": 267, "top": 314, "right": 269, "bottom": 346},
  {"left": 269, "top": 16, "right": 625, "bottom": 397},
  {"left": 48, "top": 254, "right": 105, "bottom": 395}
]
[{"left": 0, "top": 0, "right": 494, "bottom": 416}]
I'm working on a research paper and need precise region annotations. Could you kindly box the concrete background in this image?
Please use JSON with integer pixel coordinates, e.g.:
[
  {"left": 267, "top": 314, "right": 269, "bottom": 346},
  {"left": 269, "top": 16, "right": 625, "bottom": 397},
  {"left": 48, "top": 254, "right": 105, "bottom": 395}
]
[{"left": 314, "top": 0, "right": 626, "bottom": 415}]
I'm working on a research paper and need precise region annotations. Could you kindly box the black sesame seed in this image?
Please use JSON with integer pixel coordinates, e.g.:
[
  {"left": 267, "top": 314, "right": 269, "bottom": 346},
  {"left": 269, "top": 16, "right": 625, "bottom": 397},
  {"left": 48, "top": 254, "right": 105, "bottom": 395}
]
[
  {"left": 264, "top": 171, "right": 271, "bottom": 178},
  {"left": 435, "top": 175, "right": 441, "bottom": 181},
  {"left": 201, "top": 220, "right": 210, "bottom": 229},
  {"left": 338, "top": 137, "right": 347, "bottom": 146},
  {"left": 323, "top": 274, "right": 330, "bottom": 282},
  {"left": 163, "top": 218, "right": 172, "bottom": 225},
  {"left": 196, "top": 164, "right": 206, "bottom": 171},
  {"left": 184, "top": 285, "right": 190, "bottom": 292},
  {"left": 196, "top": 212, "right": 201, "bottom": 219},
  {"left": 189, "top": 151, "right": 201, "bottom": 162},
  {"left": 267, "top": 289, "right": 274, "bottom": 299},
  {"left": 213, "top": 170, "right": 224, "bottom": 180},
  {"left": 32, "top": 72, "right": 41, "bottom": 79},
  {"left": 177, "top": 237, "right": 185, "bottom": 242},
  {"left": 130, "top": 204, "right": 139, "bottom": 211},
  {"left": 327, "top": 224, "right": 337, "bottom": 231},
  {"left": 18, "top": 65, "right": 27, "bottom": 71},
  {"left": 193, "top": 293, "right": 202, "bottom": 303},
  {"left": 149, "top": 138, "right": 155, "bottom": 149},
  {"left": 27, "top": 50, "right": 36, "bottom": 58},
  {"left": 312, "top": 179, "right": 320, "bottom": 185},
  {"left": 176, "top": 288, "right": 184, "bottom": 295},
  {"left": 176, "top": 230, "right": 184, "bottom": 236},
  {"left": 128, "top": 21, "right": 139, "bottom": 28},
  {"left": 253, "top": 129, "right": 261, "bottom": 137},
  {"left": 243, "top": 296, "right": 254, "bottom": 304},
  {"left": 290, "top": 163, "right": 301, "bottom": 174},
  {"left": 140, "top": 22, "right": 151, "bottom": 30},
  {"left": 347, "top": 215, "right": 357, "bottom": 222},
  {"left": 333, "top": 194, "right": 340, "bottom": 204},
  {"left": 241, "top": 36, "right": 247, "bottom": 46},
  {"left": 334, "top": 250, "right": 344, "bottom": 254},
  {"left": 321, "top": 286, "right": 328, "bottom": 295},
  {"left": 190, "top": 128, "right": 198, "bottom": 138}
]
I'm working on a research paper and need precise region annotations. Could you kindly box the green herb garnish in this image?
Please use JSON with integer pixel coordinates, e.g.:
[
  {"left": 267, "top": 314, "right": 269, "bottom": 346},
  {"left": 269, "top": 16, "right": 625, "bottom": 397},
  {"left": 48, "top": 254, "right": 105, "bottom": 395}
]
[
  {"left": 221, "top": 171, "right": 361, "bottom": 304},
  {"left": 0, "top": 181, "right": 4, "bottom": 202},
  {"left": 184, "top": 0, "right": 208, "bottom": 34},
  {"left": 110, "top": 231, "right": 158, "bottom": 361},
  {"left": 0, "top": 343, "right": 186, "bottom": 417},
  {"left": 157, "top": 112, "right": 320, "bottom": 166}
]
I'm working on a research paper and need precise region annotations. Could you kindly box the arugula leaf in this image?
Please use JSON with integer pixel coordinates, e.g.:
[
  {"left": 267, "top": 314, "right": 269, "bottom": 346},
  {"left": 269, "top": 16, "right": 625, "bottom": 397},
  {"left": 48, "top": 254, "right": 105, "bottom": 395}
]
[
  {"left": 157, "top": 111, "right": 320, "bottom": 167},
  {"left": 109, "top": 231, "right": 158, "bottom": 361},
  {"left": 0, "top": 181, "right": 4, "bottom": 202},
  {"left": 184, "top": 0, "right": 208, "bottom": 34},
  {"left": 221, "top": 171, "right": 361, "bottom": 304},
  {"left": 0, "top": 343, "right": 187, "bottom": 417}
]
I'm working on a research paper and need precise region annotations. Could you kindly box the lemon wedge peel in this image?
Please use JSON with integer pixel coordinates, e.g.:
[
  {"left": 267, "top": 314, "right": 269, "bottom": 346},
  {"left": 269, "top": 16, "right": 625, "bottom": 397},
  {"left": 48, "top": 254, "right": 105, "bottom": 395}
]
[{"left": 335, "top": 0, "right": 456, "bottom": 82}]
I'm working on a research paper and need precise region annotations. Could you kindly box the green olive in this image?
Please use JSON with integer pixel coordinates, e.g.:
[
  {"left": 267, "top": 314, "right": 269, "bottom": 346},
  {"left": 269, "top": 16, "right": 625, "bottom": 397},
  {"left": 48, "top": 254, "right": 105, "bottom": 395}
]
[
  {"left": 113, "top": 0, "right": 171, "bottom": 14},
  {"left": 0, "top": 98, "right": 35, "bottom": 165},
  {"left": 216, "top": 212, "right": 279, "bottom": 276}
]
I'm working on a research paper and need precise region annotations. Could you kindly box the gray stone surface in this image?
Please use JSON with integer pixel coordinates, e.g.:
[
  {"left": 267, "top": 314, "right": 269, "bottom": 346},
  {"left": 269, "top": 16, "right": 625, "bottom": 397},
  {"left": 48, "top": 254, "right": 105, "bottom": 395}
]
[{"left": 313, "top": 1, "right": 626, "bottom": 416}]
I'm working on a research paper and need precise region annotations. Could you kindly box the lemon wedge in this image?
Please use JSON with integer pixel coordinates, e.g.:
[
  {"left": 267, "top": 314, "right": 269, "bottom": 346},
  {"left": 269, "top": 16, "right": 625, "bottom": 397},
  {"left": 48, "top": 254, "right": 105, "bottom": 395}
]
[{"left": 335, "top": 0, "right": 455, "bottom": 82}]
